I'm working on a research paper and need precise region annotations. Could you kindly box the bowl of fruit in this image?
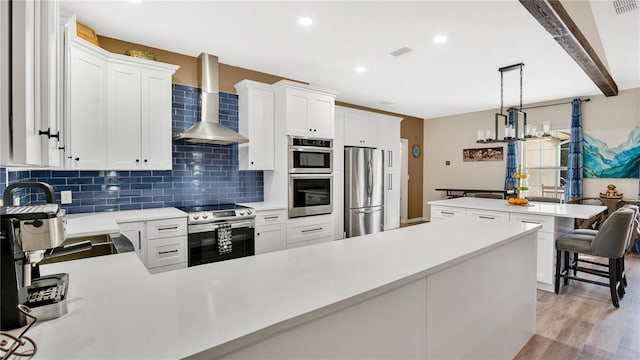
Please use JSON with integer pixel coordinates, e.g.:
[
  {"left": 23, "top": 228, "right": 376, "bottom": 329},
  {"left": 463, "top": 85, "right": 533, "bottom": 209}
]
[{"left": 508, "top": 197, "right": 529, "bottom": 206}]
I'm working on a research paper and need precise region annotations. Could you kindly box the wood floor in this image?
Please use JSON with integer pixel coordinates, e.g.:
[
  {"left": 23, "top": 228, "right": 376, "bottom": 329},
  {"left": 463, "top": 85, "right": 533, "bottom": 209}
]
[{"left": 514, "top": 254, "right": 640, "bottom": 360}]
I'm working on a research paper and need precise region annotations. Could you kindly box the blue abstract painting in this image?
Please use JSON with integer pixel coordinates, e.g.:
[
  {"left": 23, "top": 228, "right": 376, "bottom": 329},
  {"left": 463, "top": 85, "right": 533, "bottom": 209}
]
[{"left": 583, "top": 126, "right": 640, "bottom": 178}]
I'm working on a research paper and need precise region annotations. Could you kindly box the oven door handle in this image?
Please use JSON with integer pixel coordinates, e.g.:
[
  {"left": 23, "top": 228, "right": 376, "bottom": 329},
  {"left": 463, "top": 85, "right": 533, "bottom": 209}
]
[
  {"left": 289, "top": 173, "right": 333, "bottom": 179},
  {"left": 289, "top": 146, "right": 333, "bottom": 153},
  {"left": 229, "top": 221, "right": 255, "bottom": 229},
  {"left": 188, "top": 220, "right": 255, "bottom": 233}
]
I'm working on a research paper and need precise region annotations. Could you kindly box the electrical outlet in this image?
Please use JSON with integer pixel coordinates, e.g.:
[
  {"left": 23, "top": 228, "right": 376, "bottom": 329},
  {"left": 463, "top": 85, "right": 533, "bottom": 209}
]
[{"left": 61, "top": 191, "right": 73, "bottom": 204}]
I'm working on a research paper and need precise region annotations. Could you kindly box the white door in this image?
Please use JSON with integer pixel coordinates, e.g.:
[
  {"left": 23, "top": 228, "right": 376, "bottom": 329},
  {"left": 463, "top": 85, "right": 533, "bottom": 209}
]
[{"left": 400, "top": 139, "right": 409, "bottom": 223}]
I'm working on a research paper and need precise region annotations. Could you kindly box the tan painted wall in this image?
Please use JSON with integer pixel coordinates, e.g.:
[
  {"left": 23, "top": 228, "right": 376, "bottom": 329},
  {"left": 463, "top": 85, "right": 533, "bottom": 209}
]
[
  {"left": 423, "top": 88, "right": 640, "bottom": 220},
  {"left": 98, "top": 35, "right": 303, "bottom": 90},
  {"left": 98, "top": 36, "right": 425, "bottom": 219}
]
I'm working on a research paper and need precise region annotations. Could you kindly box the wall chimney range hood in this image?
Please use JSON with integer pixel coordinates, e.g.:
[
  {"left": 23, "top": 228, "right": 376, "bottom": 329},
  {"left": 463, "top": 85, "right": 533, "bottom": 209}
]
[{"left": 174, "top": 53, "right": 249, "bottom": 144}]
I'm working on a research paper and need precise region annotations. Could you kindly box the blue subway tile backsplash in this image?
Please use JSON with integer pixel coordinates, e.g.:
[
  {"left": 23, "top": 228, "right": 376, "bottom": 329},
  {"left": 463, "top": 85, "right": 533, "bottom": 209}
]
[{"left": 4, "top": 87, "right": 263, "bottom": 214}]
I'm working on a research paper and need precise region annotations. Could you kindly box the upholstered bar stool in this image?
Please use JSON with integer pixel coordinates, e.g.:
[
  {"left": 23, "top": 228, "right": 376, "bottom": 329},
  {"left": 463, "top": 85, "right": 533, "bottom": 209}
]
[
  {"left": 554, "top": 208, "right": 634, "bottom": 308},
  {"left": 572, "top": 204, "right": 638, "bottom": 293}
]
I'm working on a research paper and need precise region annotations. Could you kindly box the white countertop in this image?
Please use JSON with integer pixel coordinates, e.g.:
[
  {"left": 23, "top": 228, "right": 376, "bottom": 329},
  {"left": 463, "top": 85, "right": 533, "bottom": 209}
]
[
  {"left": 32, "top": 218, "right": 540, "bottom": 359},
  {"left": 429, "top": 197, "right": 607, "bottom": 219},
  {"left": 237, "top": 202, "right": 287, "bottom": 212},
  {"left": 65, "top": 208, "right": 187, "bottom": 238}
]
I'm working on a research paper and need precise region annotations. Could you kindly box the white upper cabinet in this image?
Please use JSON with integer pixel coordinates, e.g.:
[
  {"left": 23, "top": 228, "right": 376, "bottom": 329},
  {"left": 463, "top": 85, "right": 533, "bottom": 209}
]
[
  {"left": 140, "top": 68, "right": 173, "bottom": 169},
  {"left": 274, "top": 80, "right": 338, "bottom": 140},
  {"left": 107, "top": 63, "right": 141, "bottom": 169},
  {"left": 107, "top": 64, "right": 173, "bottom": 170},
  {"left": 235, "top": 80, "right": 275, "bottom": 171},
  {"left": 333, "top": 108, "right": 345, "bottom": 171},
  {"left": 377, "top": 115, "right": 402, "bottom": 171},
  {"left": 344, "top": 110, "right": 378, "bottom": 148},
  {"left": 66, "top": 42, "right": 109, "bottom": 169},
  {"left": 65, "top": 17, "right": 178, "bottom": 170},
  {"left": 5, "top": 0, "right": 66, "bottom": 167}
]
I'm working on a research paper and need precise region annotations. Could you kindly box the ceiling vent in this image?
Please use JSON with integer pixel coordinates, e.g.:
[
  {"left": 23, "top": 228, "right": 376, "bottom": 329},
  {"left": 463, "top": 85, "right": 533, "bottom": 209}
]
[
  {"left": 389, "top": 47, "right": 413, "bottom": 57},
  {"left": 612, "top": 0, "right": 637, "bottom": 14}
]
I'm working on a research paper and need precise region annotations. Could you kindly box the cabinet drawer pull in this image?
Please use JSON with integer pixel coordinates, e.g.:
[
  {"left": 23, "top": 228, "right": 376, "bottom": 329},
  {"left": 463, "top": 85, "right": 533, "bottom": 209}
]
[
  {"left": 137, "top": 231, "right": 141, "bottom": 250},
  {"left": 441, "top": 211, "right": 454, "bottom": 215},
  {"left": 301, "top": 227, "right": 323, "bottom": 233},
  {"left": 521, "top": 220, "right": 540, "bottom": 224},
  {"left": 158, "top": 249, "right": 178, "bottom": 255},
  {"left": 479, "top": 216, "right": 495, "bottom": 220},
  {"left": 264, "top": 216, "right": 279, "bottom": 220},
  {"left": 157, "top": 226, "right": 179, "bottom": 231}
]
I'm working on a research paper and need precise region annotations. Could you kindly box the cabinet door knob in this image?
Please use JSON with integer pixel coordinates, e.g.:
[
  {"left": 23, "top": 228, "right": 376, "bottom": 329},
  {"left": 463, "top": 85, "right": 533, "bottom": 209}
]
[
  {"left": 309, "top": 128, "right": 312, "bottom": 132},
  {"left": 257, "top": 233, "right": 260, "bottom": 236},
  {"left": 250, "top": 161, "right": 254, "bottom": 165},
  {"left": 313, "top": 129, "right": 317, "bottom": 132},
  {"left": 144, "top": 159, "right": 148, "bottom": 163},
  {"left": 74, "top": 157, "right": 80, "bottom": 161},
  {"left": 136, "top": 159, "right": 140, "bottom": 163}
]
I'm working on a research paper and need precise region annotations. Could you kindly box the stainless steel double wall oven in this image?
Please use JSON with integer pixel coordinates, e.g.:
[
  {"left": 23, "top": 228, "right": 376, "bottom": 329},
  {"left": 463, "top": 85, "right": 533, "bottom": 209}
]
[{"left": 288, "top": 136, "right": 333, "bottom": 218}]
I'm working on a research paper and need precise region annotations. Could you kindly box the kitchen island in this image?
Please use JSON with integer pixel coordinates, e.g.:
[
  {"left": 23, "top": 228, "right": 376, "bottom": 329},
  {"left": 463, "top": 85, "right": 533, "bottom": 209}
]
[
  {"left": 429, "top": 197, "right": 607, "bottom": 292},
  {"left": 31, "top": 218, "right": 540, "bottom": 359}
]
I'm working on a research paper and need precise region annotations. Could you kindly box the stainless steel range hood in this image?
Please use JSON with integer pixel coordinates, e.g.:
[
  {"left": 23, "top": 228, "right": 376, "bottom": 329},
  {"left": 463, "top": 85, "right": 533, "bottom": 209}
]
[{"left": 174, "top": 53, "right": 248, "bottom": 144}]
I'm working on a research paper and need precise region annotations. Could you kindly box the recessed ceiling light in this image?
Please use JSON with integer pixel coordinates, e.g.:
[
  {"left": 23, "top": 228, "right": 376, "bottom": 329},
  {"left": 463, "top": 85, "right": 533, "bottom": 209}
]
[
  {"left": 355, "top": 66, "right": 367, "bottom": 74},
  {"left": 433, "top": 34, "right": 448, "bottom": 44},
  {"left": 298, "top": 17, "right": 313, "bottom": 26}
]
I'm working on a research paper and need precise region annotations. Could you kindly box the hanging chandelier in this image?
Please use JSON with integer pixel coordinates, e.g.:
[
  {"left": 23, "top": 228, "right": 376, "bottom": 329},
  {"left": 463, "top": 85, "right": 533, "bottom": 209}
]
[{"left": 476, "top": 63, "right": 549, "bottom": 143}]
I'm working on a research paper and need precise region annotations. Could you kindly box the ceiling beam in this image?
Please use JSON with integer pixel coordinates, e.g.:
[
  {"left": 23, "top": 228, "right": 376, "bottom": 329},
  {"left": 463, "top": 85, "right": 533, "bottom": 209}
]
[{"left": 519, "top": 0, "right": 618, "bottom": 96}]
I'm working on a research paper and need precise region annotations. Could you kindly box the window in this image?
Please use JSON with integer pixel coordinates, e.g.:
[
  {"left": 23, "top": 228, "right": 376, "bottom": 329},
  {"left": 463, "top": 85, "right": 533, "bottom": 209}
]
[{"left": 522, "top": 130, "right": 569, "bottom": 199}]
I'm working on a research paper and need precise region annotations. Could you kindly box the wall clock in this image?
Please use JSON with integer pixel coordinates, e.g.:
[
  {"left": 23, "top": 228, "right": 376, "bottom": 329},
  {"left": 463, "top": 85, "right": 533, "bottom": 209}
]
[{"left": 412, "top": 143, "right": 421, "bottom": 159}]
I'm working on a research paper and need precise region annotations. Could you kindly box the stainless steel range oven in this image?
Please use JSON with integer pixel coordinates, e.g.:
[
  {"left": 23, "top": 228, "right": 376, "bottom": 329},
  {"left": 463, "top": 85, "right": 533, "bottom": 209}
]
[{"left": 177, "top": 204, "right": 255, "bottom": 267}]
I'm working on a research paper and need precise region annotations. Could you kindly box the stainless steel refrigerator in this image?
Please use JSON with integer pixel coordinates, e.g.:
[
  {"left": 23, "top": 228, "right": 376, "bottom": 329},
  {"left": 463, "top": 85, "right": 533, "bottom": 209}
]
[{"left": 344, "top": 147, "right": 384, "bottom": 238}]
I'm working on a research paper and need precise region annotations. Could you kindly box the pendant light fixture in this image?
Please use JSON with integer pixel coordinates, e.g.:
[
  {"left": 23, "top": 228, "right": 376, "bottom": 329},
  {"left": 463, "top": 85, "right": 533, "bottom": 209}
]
[{"left": 477, "top": 63, "right": 544, "bottom": 143}]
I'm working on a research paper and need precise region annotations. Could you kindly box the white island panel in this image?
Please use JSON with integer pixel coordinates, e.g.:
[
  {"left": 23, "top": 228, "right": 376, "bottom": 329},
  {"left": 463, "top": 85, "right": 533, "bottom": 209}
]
[{"left": 33, "top": 218, "right": 540, "bottom": 359}]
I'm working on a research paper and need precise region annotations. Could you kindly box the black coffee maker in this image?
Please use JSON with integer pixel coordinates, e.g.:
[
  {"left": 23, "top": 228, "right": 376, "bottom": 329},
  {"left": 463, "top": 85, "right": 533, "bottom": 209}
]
[{"left": 0, "top": 182, "right": 67, "bottom": 330}]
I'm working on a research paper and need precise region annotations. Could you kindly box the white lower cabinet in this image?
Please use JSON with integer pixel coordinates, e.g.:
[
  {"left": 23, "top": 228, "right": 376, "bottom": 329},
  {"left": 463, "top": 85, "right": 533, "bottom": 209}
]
[
  {"left": 146, "top": 236, "right": 187, "bottom": 273},
  {"left": 430, "top": 205, "right": 467, "bottom": 221},
  {"left": 467, "top": 208, "right": 509, "bottom": 223},
  {"left": 333, "top": 171, "right": 345, "bottom": 239},
  {"left": 384, "top": 170, "right": 401, "bottom": 230},
  {"left": 117, "top": 221, "right": 145, "bottom": 262},
  {"left": 118, "top": 217, "right": 187, "bottom": 273},
  {"left": 509, "top": 213, "right": 572, "bottom": 288},
  {"left": 255, "top": 208, "right": 286, "bottom": 255},
  {"left": 286, "top": 214, "right": 334, "bottom": 248}
]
